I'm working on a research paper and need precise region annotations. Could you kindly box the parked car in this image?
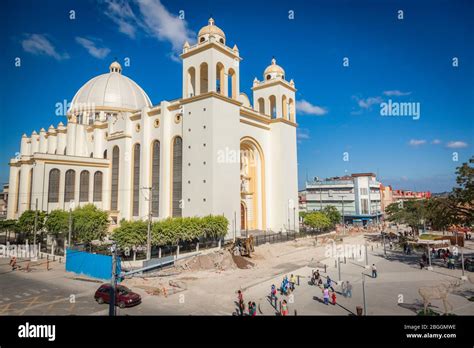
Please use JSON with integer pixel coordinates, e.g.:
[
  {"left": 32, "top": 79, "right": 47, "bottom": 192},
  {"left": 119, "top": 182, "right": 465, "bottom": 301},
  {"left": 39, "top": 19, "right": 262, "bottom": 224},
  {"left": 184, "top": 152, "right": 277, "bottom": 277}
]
[{"left": 94, "top": 284, "right": 141, "bottom": 308}]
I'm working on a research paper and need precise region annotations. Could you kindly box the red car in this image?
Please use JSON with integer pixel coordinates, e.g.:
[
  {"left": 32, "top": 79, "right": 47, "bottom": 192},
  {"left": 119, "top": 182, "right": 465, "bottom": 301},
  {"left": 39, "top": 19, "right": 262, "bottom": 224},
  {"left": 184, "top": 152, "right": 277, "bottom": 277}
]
[{"left": 94, "top": 284, "right": 141, "bottom": 308}]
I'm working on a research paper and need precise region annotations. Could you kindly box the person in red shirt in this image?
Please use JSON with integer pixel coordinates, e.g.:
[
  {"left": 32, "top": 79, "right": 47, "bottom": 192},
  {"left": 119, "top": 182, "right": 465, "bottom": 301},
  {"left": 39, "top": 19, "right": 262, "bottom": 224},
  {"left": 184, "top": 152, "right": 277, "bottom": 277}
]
[{"left": 331, "top": 291, "right": 337, "bottom": 305}]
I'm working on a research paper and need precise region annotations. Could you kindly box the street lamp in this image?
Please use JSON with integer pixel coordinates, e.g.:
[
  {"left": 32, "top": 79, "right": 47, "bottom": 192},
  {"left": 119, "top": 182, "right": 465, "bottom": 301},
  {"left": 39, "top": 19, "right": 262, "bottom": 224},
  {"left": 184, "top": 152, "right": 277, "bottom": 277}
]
[
  {"left": 339, "top": 195, "right": 345, "bottom": 235},
  {"left": 361, "top": 272, "right": 368, "bottom": 315},
  {"left": 67, "top": 200, "right": 75, "bottom": 247}
]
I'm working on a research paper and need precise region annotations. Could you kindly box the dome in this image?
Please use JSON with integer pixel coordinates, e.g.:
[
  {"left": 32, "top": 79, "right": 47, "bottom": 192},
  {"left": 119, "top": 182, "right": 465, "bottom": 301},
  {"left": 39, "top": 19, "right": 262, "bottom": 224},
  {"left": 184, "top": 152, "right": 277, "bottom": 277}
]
[
  {"left": 69, "top": 61, "right": 152, "bottom": 113},
  {"left": 198, "top": 18, "right": 226, "bottom": 44},
  {"left": 264, "top": 58, "right": 285, "bottom": 80}
]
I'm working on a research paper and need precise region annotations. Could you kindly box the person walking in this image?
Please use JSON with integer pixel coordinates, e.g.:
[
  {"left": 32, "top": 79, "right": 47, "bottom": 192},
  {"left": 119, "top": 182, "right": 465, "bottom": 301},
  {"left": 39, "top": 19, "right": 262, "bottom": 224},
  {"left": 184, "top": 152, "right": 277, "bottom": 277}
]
[
  {"left": 346, "top": 281, "right": 352, "bottom": 298},
  {"left": 237, "top": 290, "right": 245, "bottom": 316},
  {"left": 290, "top": 274, "right": 297, "bottom": 291},
  {"left": 419, "top": 259, "right": 425, "bottom": 270},
  {"left": 371, "top": 264, "right": 377, "bottom": 278},
  {"left": 341, "top": 280, "right": 347, "bottom": 297},
  {"left": 270, "top": 284, "right": 277, "bottom": 307},
  {"left": 252, "top": 302, "right": 257, "bottom": 316},
  {"left": 331, "top": 291, "right": 337, "bottom": 305},
  {"left": 281, "top": 300, "right": 288, "bottom": 316},
  {"left": 323, "top": 287, "right": 330, "bottom": 305},
  {"left": 327, "top": 276, "right": 335, "bottom": 291}
]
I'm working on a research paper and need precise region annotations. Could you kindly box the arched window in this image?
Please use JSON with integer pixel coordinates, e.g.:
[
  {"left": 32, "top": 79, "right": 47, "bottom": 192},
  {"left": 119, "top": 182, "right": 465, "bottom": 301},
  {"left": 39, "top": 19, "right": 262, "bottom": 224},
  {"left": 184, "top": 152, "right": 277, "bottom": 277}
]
[
  {"left": 200, "top": 63, "right": 208, "bottom": 94},
  {"left": 269, "top": 95, "right": 277, "bottom": 118},
  {"left": 79, "top": 170, "right": 90, "bottom": 202},
  {"left": 132, "top": 143, "right": 140, "bottom": 216},
  {"left": 111, "top": 146, "right": 119, "bottom": 211},
  {"left": 103, "top": 149, "right": 107, "bottom": 159},
  {"left": 282, "top": 95, "right": 288, "bottom": 119},
  {"left": 64, "top": 170, "right": 76, "bottom": 202},
  {"left": 93, "top": 171, "right": 103, "bottom": 202},
  {"left": 151, "top": 140, "right": 160, "bottom": 216},
  {"left": 28, "top": 169, "right": 33, "bottom": 210},
  {"left": 258, "top": 98, "right": 265, "bottom": 114},
  {"left": 228, "top": 68, "right": 236, "bottom": 99},
  {"left": 216, "top": 62, "right": 225, "bottom": 95},
  {"left": 47, "top": 169, "right": 60, "bottom": 203},
  {"left": 171, "top": 137, "right": 183, "bottom": 217},
  {"left": 289, "top": 98, "right": 295, "bottom": 122},
  {"left": 200, "top": 37, "right": 205, "bottom": 43},
  {"left": 15, "top": 171, "right": 21, "bottom": 212},
  {"left": 187, "top": 67, "right": 196, "bottom": 97}
]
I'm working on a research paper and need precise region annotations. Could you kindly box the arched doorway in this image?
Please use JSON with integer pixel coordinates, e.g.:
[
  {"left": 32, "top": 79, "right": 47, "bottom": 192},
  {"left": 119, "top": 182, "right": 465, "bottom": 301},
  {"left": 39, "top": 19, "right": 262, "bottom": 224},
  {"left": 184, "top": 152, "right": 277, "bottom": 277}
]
[{"left": 240, "top": 137, "right": 266, "bottom": 230}]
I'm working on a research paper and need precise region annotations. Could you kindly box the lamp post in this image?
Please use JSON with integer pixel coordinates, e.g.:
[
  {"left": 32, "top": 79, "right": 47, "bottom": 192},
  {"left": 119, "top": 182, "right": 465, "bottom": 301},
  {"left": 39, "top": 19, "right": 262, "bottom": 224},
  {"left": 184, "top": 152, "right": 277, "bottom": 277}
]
[
  {"left": 382, "top": 232, "right": 386, "bottom": 256},
  {"left": 361, "top": 272, "right": 368, "bottom": 316},
  {"left": 67, "top": 200, "right": 74, "bottom": 248},
  {"left": 339, "top": 195, "right": 345, "bottom": 235}
]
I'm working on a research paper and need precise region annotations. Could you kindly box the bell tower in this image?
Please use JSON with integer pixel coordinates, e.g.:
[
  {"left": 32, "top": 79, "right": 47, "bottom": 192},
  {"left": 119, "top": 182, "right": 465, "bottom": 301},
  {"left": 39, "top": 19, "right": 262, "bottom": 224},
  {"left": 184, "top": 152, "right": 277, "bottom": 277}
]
[
  {"left": 181, "top": 18, "right": 241, "bottom": 100},
  {"left": 252, "top": 58, "right": 296, "bottom": 122}
]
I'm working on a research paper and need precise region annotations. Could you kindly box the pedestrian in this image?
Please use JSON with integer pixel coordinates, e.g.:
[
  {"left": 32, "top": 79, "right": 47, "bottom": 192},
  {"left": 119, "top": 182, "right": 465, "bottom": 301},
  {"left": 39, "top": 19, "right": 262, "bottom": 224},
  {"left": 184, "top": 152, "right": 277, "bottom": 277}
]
[
  {"left": 331, "top": 291, "right": 337, "bottom": 305},
  {"left": 419, "top": 259, "right": 425, "bottom": 270},
  {"left": 437, "top": 248, "right": 441, "bottom": 258},
  {"left": 281, "top": 299, "right": 288, "bottom": 316},
  {"left": 323, "top": 287, "right": 330, "bottom": 305},
  {"left": 318, "top": 278, "right": 323, "bottom": 287},
  {"left": 248, "top": 301, "right": 253, "bottom": 316},
  {"left": 270, "top": 284, "right": 277, "bottom": 307},
  {"left": 389, "top": 241, "right": 393, "bottom": 250},
  {"left": 341, "top": 280, "right": 347, "bottom": 297},
  {"left": 289, "top": 274, "right": 296, "bottom": 291},
  {"left": 252, "top": 302, "right": 257, "bottom": 316},
  {"left": 9, "top": 256, "right": 17, "bottom": 271},
  {"left": 449, "top": 257, "right": 455, "bottom": 270},
  {"left": 371, "top": 264, "right": 377, "bottom": 278},
  {"left": 237, "top": 290, "right": 244, "bottom": 316},
  {"left": 422, "top": 253, "right": 427, "bottom": 263},
  {"left": 346, "top": 281, "right": 352, "bottom": 298},
  {"left": 327, "top": 276, "right": 335, "bottom": 292}
]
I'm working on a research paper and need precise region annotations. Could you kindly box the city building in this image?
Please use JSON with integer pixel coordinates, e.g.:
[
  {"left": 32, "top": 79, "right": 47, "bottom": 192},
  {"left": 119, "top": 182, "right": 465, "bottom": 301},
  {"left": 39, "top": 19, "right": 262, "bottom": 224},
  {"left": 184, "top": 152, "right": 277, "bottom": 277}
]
[
  {"left": 380, "top": 184, "right": 393, "bottom": 214},
  {"left": 304, "top": 173, "right": 382, "bottom": 225},
  {"left": 6, "top": 18, "right": 299, "bottom": 237},
  {"left": 392, "top": 189, "right": 431, "bottom": 201},
  {"left": 0, "top": 184, "right": 8, "bottom": 220}
]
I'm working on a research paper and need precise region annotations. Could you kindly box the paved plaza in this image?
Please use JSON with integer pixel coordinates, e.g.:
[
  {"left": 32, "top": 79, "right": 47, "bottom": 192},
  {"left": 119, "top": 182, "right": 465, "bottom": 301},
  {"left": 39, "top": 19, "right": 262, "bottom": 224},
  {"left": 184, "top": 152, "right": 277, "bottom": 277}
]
[{"left": 1, "top": 231, "right": 473, "bottom": 316}]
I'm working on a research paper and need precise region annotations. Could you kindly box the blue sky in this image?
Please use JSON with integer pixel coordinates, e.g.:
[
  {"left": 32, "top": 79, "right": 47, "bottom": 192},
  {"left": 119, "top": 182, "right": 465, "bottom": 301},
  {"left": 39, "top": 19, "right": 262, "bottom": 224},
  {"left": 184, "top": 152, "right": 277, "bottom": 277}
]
[{"left": 0, "top": 0, "right": 473, "bottom": 193}]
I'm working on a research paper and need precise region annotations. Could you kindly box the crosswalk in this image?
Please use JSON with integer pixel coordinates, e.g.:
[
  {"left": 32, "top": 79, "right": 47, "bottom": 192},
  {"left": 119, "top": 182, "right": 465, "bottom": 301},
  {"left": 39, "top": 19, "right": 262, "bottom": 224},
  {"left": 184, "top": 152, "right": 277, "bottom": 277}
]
[{"left": 0, "top": 288, "right": 49, "bottom": 304}]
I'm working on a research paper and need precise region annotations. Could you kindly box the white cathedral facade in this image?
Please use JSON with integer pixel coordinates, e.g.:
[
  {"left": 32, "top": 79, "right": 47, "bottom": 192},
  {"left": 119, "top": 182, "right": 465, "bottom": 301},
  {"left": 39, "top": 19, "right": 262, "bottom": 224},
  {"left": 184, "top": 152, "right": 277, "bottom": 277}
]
[{"left": 7, "top": 18, "right": 299, "bottom": 238}]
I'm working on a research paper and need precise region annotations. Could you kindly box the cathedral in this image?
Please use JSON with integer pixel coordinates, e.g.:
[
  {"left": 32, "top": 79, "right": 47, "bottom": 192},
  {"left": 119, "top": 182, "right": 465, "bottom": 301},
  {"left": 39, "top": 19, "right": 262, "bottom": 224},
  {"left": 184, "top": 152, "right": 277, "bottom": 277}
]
[{"left": 7, "top": 18, "right": 299, "bottom": 238}]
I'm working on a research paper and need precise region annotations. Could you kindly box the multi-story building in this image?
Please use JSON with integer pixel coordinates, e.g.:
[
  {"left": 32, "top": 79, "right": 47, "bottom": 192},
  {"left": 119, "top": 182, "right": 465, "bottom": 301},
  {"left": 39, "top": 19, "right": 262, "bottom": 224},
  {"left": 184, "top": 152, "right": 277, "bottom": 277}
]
[
  {"left": 304, "top": 173, "right": 382, "bottom": 225},
  {"left": 0, "top": 184, "right": 8, "bottom": 220},
  {"left": 392, "top": 190, "right": 431, "bottom": 201},
  {"left": 380, "top": 184, "right": 394, "bottom": 213}
]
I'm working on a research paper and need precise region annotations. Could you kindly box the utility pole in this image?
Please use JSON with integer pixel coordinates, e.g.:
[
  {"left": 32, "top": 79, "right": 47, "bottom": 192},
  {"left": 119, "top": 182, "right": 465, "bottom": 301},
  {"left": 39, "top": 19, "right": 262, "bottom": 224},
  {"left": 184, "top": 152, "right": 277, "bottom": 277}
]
[
  {"left": 362, "top": 272, "right": 367, "bottom": 315},
  {"left": 33, "top": 198, "right": 38, "bottom": 250},
  {"left": 338, "top": 258, "right": 341, "bottom": 281},
  {"left": 67, "top": 205, "right": 73, "bottom": 247},
  {"left": 143, "top": 186, "right": 153, "bottom": 260},
  {"left": 293, "top": 207, "right": 296, "bottom": 232},
  {"left": 340, "top": 195, "right": 345, "bottom": 235},
  {"left": 109, "top": 243, "right": 117, "bottom": 316},
  {"left": 365, "top": 243, "right": 369, "bottom": 268},
  {"left": 383, "top": 232, "right": 386, "bottom": 256}
]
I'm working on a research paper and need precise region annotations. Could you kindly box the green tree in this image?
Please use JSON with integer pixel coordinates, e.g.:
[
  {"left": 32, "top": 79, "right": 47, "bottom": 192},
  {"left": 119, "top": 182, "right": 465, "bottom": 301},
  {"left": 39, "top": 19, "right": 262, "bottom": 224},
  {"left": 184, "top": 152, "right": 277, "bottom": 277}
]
[
  {"left": 45, "top": 209, "right": 69, "bottom": 237},
  {"left": 446, "top": 156, "right": 474, "bottom": 224},
  {"left": 17, "top": 210, "right": 46, "bottom": 240},
  {"left": 72, "top": 204, "right": 109, "bottom": 244},
  {"left": 112, "top": 220, "right": 147, "bottom": 260},
  {"left": 201, "top": 215, "right": 228, "bottom": 239},
  {"left": 322, "top": 205, "right": 342, "bottom": 227},
  {"left": 304, "top": 212, "right": 331, "bottom": 231}
]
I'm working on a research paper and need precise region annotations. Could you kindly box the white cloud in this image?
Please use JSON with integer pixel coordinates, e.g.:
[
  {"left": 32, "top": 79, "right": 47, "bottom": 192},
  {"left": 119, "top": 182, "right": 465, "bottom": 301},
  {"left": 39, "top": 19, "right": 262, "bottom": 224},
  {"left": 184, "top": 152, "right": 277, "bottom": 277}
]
[
  {"left": 356, "top": 96, "right": 383, "bottom": 109},
  {"left": 103, "top": 0, "right": 138, "bottom": 39},
  {"left": 297, "top": 128, "right": 310, "bottom": 140},
  {"left": 136, "top": 0, "right": 194, "bottom": 60},
  {"left": 102, "top": 0, "right": 194, "bottom": 61},
  {"left": 431, "top": 139, "right": 442, "bottom": 145},
  {"left": 21, "top": 34, "right": 69, "bottom": 60},
  {"left": 296, "top": 100, "right": 327, "bottom": 116},
  {"left": 75, "top": 37, "right": 110, "bottom": 59},
  {"left": 446, "top": 141, "right": 468, "bottom": 149},
  {"left": 383, "top": 90, "right": 412, "bottom": 96},
  {"left": 409, "top": 139, "right": 426, "bottom": 146}
]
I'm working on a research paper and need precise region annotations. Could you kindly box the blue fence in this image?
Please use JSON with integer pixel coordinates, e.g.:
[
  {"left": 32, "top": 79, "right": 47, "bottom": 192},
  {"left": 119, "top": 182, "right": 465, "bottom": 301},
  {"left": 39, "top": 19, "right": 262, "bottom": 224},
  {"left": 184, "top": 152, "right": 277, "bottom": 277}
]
[{"left": 65, "top": 248, "right": 121, "bottom": 281}]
